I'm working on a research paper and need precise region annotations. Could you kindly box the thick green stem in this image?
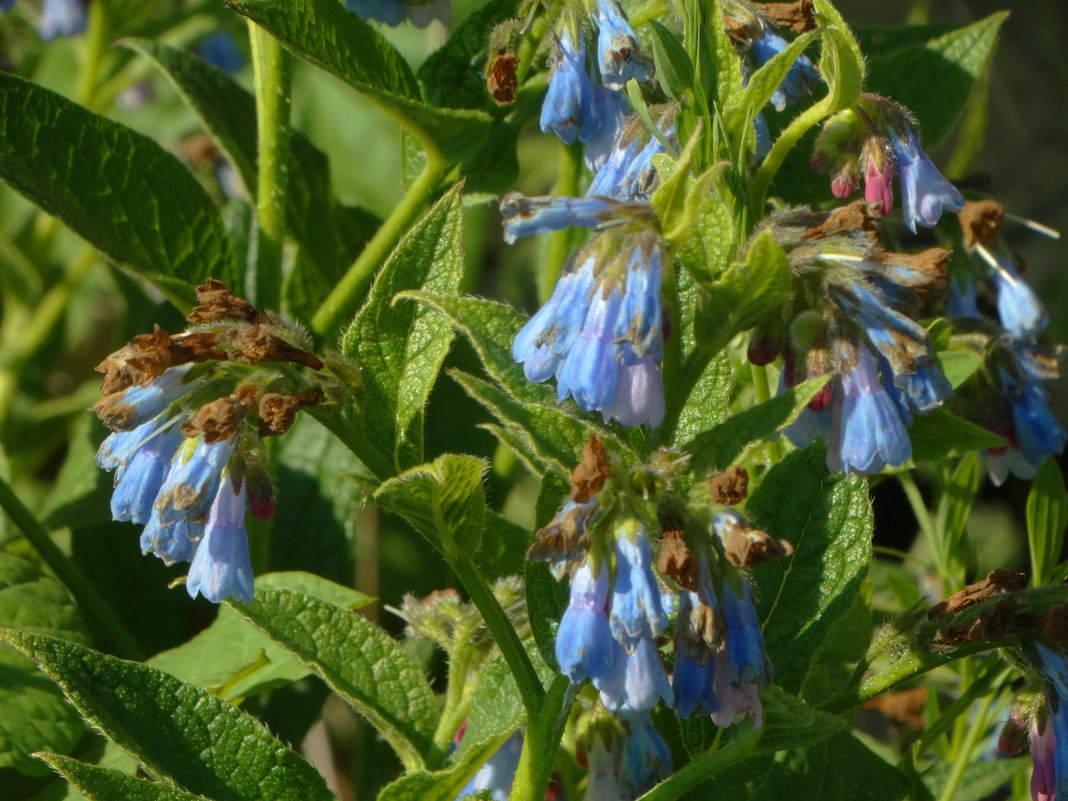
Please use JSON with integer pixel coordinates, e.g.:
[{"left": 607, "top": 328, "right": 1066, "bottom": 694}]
[
  {"left": 450, "top": 556, "right": 544, "bottom": 717},
  {"left": 510, "top": 675, "right": 570, "bottom": 801},
  {"left": 749, "top": 98, "right": 832, "bottom": 213},
  {"left": 76, "top": 0, "right": 109, "bottom": 109},
  {"left": 431, "top": 624, "right": 479, "bottom": 755},
  {"left": 311, "top": 154, "right": 447, "bottom": 338},
  {"left": 636, "top": 727, "right": 762, "bottom": 801},
  {"left": 248, "top": 23, "right": 293, "bottom": 311},
  {"left": 0, "top": 476, "right": 144, "bottom": 660}
]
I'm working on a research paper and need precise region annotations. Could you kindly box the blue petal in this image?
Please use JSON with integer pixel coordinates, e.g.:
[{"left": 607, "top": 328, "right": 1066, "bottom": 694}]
[
  {"left": 990, "top": 253, "right": 1048, "bottom": 339},
  {"left": 40, "top": 0, "right": 88, "bottom": 40},
  {"left": 750, "top": 31, "right": 819, "bottom": 111},
  {"left": 594, "top": 0, "right": 653, "bottom": 88},
  {"left": 888, "top": 126, "right": 964, "bottom": 233},
  {"left": 555, "top": 284, "right": 624, "bottom": 411},
  {"left": 110, "top": 425, "right": 183, "bottom": 524},
  {"left": 539, "top": 32, "right": 598, "bottom": 145},
  {"left": 500, "top": 193, "right": 619, "bottom": 244},
  {"left": 140, "top": 509, "right": 201, "bottom": 565},
  {"left": 154, "top": 438, "right": 234, "bottom": 525},
  {"left": 609, "top": 528, "right": 668, "bottom": 645},
  {"left": 186, "top": 475, "right": 254, "bottom": 603},
  {"left": 555, "top": 562, "right": 615, "bottom": 683}
]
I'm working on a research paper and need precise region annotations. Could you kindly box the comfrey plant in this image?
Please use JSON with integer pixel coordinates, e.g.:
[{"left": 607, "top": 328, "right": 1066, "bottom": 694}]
[{"left": 1, "top": 2, "right": 1066, "bottom": 801}]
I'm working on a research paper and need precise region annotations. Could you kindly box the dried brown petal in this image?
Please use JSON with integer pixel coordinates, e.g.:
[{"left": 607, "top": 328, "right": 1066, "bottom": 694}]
[
  {"left": 96, "top": 327, "right": 225, "bottom": 395},
  {"left": 187, "top": 279, "right": 262, "bottom": 325},
  {"left": 940, "top": 597, "right": 1014, "bottom": 645},
  {"left": 92, "top": 392, "right": 140, "bottom": 430},
  {"left": 803, "top": 200, "right": 880, "bottom": 241},
  {"left": 181, "top": 385, "right": 260, "bottom": 443},
  {"left": 572, "top": 434, "right": 612, "bottom": 503},
  {"left": 487, "top": 53, "right": 519, "bottom": 105},
  {"left": 760, "top": 0, "right": 816, "bottom": 32},
  {"left": 658, "top": 528, "right": 699, "bottom": 591},
  {"left": 709, "top": 467, "right": 749, "bottom": 506},
  {"left": 872, "top": 247, "right": 952, "bottom": 310},
  {"left": 719, "top": 515, "right": 793, "bottom": 569},
  {"left": 927, "top": 569, "right": 1026, "bottom": 619},
  {"left": 258, "top": 392, "right": 319, "bottom": 437},
  {"left": 958, "top": 199, "right": 1004, "bottom": 250},
  {"left": 527, "top": 501, "right": 595, "bottom": 563},
  {"left": 226, "top": 326, "right": 324, "bottom": 370}
]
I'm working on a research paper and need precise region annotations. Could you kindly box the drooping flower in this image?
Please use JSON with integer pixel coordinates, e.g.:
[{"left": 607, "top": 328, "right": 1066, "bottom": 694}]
[
  {"left": 593, "top": 0, "right": 654, "bottom": 89},
  {"left": 556, "top": 561, "right": 616, "bottom": 684},
  {"left": 987, "top": 250, "right": 1049, "bottom": 341},
  {"left": 345, "top": 0, "right": 450, "bottom": 28},
  {"left": 887, "top": 123, "right": 964, "bottom": 233},
  {"left": 617, "top": 709, "right": 673, "bottom": 798},
  {"left": 540, "top": 31, "right": 600, "bottom": 146},
  {"left": 110, "top": 423, "right": 183, "bottom": 525},
  {"left": 186, "top": 473, "right": 255, "bottom": 603}
]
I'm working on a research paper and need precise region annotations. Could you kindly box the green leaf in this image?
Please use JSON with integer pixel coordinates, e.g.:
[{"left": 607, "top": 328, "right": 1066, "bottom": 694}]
[
  {"left": 0, "top": 553, "right": 88, "bottom": 776},
  {"left": 121, "top": 38, "right": 378, "bottom": 313},
  {"left": 228, "top": 586, "right": 441, "bottom": 771},
  {"left": 149, "top": 571, "right": 373, "bottom": 701},
  {"left": 934, "top": 451, "right": 982, "bottom": 572},
  {"left": 674, "top": 353, "right": 732, "bottom": 445},
  {"left": 228, "top": 0, "right": 495, "bottom": 164},
  {"left": 696, "top": 229, "right": 791, "bottom": 354},
  {"left": 756, "top": 686, "right": 847, "bottom": 753},
  {"left": 866, "top": 13, "right": 1007, "bottom": 147},
  {"left": 812, "top": 0, "right": 865, "bottom": 112},
  {"left": 38, "top": 753, "right": 208, "bottom": 801},
  {"left": 748, "top": 443, "right": 873, "bottom": 695},
  {"left": 0, "top": 630, "right": 334, "bottom": 801},
  {"left": 683, "top": 375, "right": 829, "bottom": 475},
  {"left": 449, "top": 370, "right": 601, "bottom": 477},
  {"left": 478, "top": 511, "right": 531, "bottom": 579},
  {"left": 936, "top": 348, "right": 984, "bottom": 390},
  {"left": 378, "top": 657, "right": 524, "bottom": 801},
  {"left": 340, "top": 185, "right": 465, "bottom": 477},
  {"left": 374, "top": 453, "right": 488, "bottom": 559},
  {"left": 908, "top": 409, "right": 1004, "bottom": 463},
  {"left": 715, "top": 732, "right": 908, "bottom": 801},
  {"left": 648, "top": 20, "right": 695, "bottom": 103},
  {"left": 922, "top": 756, "right": 1030, "bottom": 801},
  {"left": 726, "top": 29, "right": 820, "bottom": 130},
  {"left": 1027, "top": 457, "right": 1068, "bottom": 587},
  {"left": 0, "top": 73, "right": 234, "bottom": 305},
  {"left": 417, "top": 0, "right": 518, "bottom": 110}
]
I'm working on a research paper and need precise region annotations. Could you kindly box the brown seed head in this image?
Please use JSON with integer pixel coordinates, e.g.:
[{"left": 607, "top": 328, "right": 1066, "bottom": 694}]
[
  {"left": 927, "top": 569, "right": 1026, "bottom": 619},
  {"left": 958, "top": 199, "right": 1004, "bottom": 250},
  {"left": 96, "top": 326, "right": 225, "bottom": 395},
  {"left": 709, "top": 467, "right": 749, "bottom": 506},
  {"left": 571, "top": 435, "right": 612, "bottom": 504},
  {"left": 718, "top": 515, "right": 793, "bottom": 569},
  {"left": 756, "top": 0, "right": 816, "bottom": 33},
  {"left": 180, "top": 385, "right": 260, "bottom": 443},
  {"left": 226, "top": 325, "right": 324, "bottom": 370},
  {"left": 487, "top": 52, "right": 519, "bottom": 105},
  {"left": 188, "top": 278, "right": 263, "bottom": 325},
  {"left": 258, "top": 392, "right": 319, "bottom": 438}
]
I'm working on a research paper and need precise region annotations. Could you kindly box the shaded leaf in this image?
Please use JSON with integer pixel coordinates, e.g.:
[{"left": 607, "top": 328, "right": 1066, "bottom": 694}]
[
  {"left": 908, "top": 409, "right": 1004, "bottom": 463},
  {"left": 38, "top": 753, "right": 209, "bottom": 801}
]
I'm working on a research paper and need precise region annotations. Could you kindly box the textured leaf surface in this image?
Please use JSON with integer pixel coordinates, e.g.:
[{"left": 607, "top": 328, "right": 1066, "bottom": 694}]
[
  {"left": 0, "top": 73, "right": 233, "bottom": 303},
  {"left": 39, "top": 753, "right": 209, "bottom": 801},
  {"left": 0, "top": 554, "right": 88, "bottom": 775},
  {"left": 228, "top": 0, "right": 494, "bottom": 163},
  {"left": 340, "top": 186, "right": 465, "bottom": 477},
  {"left": 866, "top": 13, "right": 1007, "bottom": 147},
  {"left": 374, "top": 453, "right": 487, "bottom": 560},
  {"left": 672, "top": 353, "right": 732, "bottom": 446},
  {"left": 229, "top": 587, "right": 439, "bottom": 771},
  {"left": 683, "top": 375, "right": 829, "bottom": 475},
  {"left": 756, "top": 686, "right": 847, "bottom": 753},
  {"left": 748, "top": 443, "right": 873, "bottom": 695},
  {"left": 0, "top": 631, "right": 334, "bottom": 801},
  {"left": 149, "top": 572, "right": 372, "bottom": 701},
  {"left": 908, "top": 409, "right": 1004, "bottom": 463},
  {"left": 123, "top": 38, "right": 377, "bottom": 307}
]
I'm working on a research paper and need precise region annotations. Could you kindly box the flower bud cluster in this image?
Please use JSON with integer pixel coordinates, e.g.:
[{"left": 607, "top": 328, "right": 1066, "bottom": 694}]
[{"left": 93, "top": 280, "right": 324, "bottom": 602}]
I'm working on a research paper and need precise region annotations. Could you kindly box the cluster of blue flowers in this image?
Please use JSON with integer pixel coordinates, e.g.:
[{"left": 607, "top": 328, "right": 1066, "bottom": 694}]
[
  {"left": 92, "top": 281, "right": 322, "bottom": 603},
  {"left": 530, "top": 437, "right": 776, "bottom": 738},
  {"left": 1, "top": 0, "right": 88, "bottom": 40},
  {"left": 946, "top": 201, "right": 1066, "bottom": 484},
  {"left": 812, "top": 94, "right": 965, "bottom": 231},
  {"left": 753, "top": 204, "right": 954, "bottom": 476}
]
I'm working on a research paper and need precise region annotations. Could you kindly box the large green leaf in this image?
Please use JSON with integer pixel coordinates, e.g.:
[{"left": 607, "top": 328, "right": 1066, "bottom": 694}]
[
  {"left": 340, "top": 185, "right": 466, "bottom": 477},
  {"left": 38, "top": 753, "right": 207, "bottom": 801},
  {"left": 228, "top": 0, "right": 495, "bottom": 164},
  {"left": 673, "top": 353, "right": 732, "bottom": 446},
  {"left": 122, "top": 38, "right": 378, "bottom": 313},
  {"left": 747, "top": 443, "right": 873, "bottom": 695},
  {"left": 229, "top": 587, "right": 440, "bottom": 771},
  {"left": 908, "top": 409, "right": 1004, "bottom": 463},
  {"left": 0, "top": 73, "right": 234, "bottom": 304},
  {"left": 682, "top": 375, "right": 829, "bottom": 475},
  {"left": 0, "top": 554, "right": 88, "bottom": 776},
  {"left": 866, "top": 13, "right": 1007, "bottom": 148},
  {"left": 0, "top": 631, "right": 334, "bottom": 801},
  {"left": 1027, "top": 457, "right": 1068, "bottom": 587},
  {"left": 374, "top": 453, "right": 488, "bottom": 561},
  {"left": 812, "top": 0, "right": 865, "bottom": 112},
  {"left": 149, "top": 571, "right": 373, "bottom": 701}
]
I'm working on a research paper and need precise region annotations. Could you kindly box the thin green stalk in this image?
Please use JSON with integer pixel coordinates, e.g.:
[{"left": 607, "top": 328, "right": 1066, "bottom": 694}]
[
  {"left": 0, "top": 476, "right": 144, "bottom": 660},
  {"left": 749, "top": 98, "right": 833, "bottom": 214},
  {"left": 899, "top": 471, "right": 948, "bottom": 584},
  {"left": 248, "top": 22, "right": 293, "bottom": 311},
  {"left": 936, "top": 690, "right": 996, "bottom": 801},
  {"left": 431, "top": 624, "right": 479, "bottom": 755},
  {"left": 311, "top": 154, "right": 447, "bottom": 338},
  {"left": 636, "top": 727, "right": 762, "bottom": 801},
  {"left": 510, "top": 675, "right": 570, "bottom": 801},
  {"left": 76, "top": 0, "right": 108, "bottom": 109},
  {"left": 751, "top": 363, "right": 785, "bottom": 461},
  {"left": 451, "top": 555, "right": 544, "bottom": 717}
]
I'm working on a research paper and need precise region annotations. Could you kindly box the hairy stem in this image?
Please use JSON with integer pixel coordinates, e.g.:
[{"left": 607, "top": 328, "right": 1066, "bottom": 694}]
[{"left": 510, "top": 676, "right": 570, "bottom": 801}]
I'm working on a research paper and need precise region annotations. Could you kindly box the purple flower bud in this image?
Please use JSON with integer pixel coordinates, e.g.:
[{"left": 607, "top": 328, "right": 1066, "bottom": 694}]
[
  {"left": 888, "top": 125, "right": 964, "bottom": 232},
  {"left": 864, "top": 156, "right": 895, "bottom": 215},
  {"left": 186, "top": 473, "right": 254, "bottom": 603}
]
